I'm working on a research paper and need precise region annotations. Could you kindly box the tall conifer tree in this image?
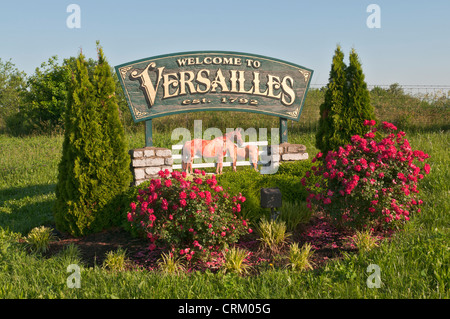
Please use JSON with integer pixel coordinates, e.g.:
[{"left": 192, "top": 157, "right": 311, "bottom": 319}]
[
  {"left": 316, "top": 46, "right": 377, "bottom": 156},
  {"left": 343, "top": 48, "right": 376, "bottom": 139},
  {"left": 54, "top": 45, "right": 131, "bottom": 236},
  {"left": 315, "top": 45, "right": 347, "bottom": 155}
]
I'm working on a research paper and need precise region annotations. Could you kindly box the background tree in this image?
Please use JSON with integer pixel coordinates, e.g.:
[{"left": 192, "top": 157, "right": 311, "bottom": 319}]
[
  {"left": 4, "top": 55, "right": 132, "bottom": 136},
  {"left": 54, "top": 45, "right": 131, "bottom": 236},
  {"left": 0, "top": 58, "right": 26, "bottom": 132},
  {"left": 315, "top": 45, "right": 347, "bottom": 156}
]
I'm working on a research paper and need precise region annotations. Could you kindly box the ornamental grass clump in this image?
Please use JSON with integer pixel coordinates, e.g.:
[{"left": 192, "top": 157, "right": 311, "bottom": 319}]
[
  {"left": 256, "top": 218, "right": 291, "bottom": 253},
  {"left": 25, "top": 226, "right": 55, "bottom": 254},
  {"left": 286, "top": 242, "right": 315, "bottom": 272},
  {"left": 353, "top": 230, "right": 379, "bottom": 254},
  {"left": 303, "top": 120, "right": 430, "bottom": 231},
  {"left": 103, "top": 247, "right": 128, "bottom": 271},
  {"left": 157, "top": 252, "right": 186, "bottom": 275},
  {"left": 222, "top": 247, "right": 251, "bottom": 275},
  {"left": 127, "top": 169, "right": 251, "bottom": 262}
]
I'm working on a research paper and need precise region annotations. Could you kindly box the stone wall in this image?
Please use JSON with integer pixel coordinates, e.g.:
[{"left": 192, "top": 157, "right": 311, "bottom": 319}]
[
  {"left": 278, "top": 142, "right": 309, "bottom": 161},
  {"left": 265, "top": 142, "right": 308, "bottom": 162},
  {"left": 129, "top": 143, "right": 308, "bottom": 186},
  {"left": 129, "top": 147, "right": 173, "bottom": 186}
]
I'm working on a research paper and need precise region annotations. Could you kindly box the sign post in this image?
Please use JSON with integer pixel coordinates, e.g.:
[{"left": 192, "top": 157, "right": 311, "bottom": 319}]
[
  {"left": 280, "top": 118, "right": 288, "bottom": 144},
  {"left": 145, "top": 119, "right": 153, "bottom": 147}
]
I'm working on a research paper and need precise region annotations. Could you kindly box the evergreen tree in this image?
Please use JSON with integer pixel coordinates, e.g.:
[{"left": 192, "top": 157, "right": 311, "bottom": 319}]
[
  {"left": 316, "top": 46, "right": 377, "bottom": 156},
  {"left": 54, "top": 45, "right": 131, "bottom": 236},
  {"left": 315, "top": 45, "right": 347, "bottom": 155},
  {"left": 343, "top": 48, "right": 376, "bottom": 139}
]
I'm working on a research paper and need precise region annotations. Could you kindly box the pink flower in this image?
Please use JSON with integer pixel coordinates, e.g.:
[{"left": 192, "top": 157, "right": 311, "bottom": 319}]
[
  {"left": 221, "top": 232, "right": 226, "bottom": 237},
  {"left": 248, "top": 228, "right": 253, "bottom": 233},
  {"left": 179, "top": 199, "right": 187, "bottom": 207},
  {"left": 149, "top": 243, "right": 156, "bottom": 251},
  {"left": 423, "top": 163, "right": 431, "bottom": 174},
  {"left": 161, "top": 199, "right": 168, "bottom": 210},
  {"left": 130, "top": 202, "right": 136, "bottom": 211},
  {"left": 383, "top": 121, "right": 397, "bottom": 131},
  {"left": 164, "top": 179, "right": 172, "bottom": 187},
  {"left": 364, "top": 119, "right": 376, "bottom": 126},
  {"left": 127, "top": 212, "right": 133, "bottom": 222},
  {"left": 208, "top": 223, "right": 212, "bottom": 228},
  {"left": 180, "top": 191, "right": 187, "bottom": 199}
]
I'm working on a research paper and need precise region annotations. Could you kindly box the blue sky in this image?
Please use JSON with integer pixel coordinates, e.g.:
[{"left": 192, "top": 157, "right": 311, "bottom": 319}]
[{"left": 1, "top": 0, "right": 449, "bottom": 86}]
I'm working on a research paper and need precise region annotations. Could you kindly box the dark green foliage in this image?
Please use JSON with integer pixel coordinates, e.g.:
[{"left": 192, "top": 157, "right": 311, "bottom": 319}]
[
  {"left": 54, "top": 44, "right": 131, "bottom": 236},
  {"left": 316, "top": 46, "right": 377, "bottom": 155},
  {"left": 343, "top": 48, "right": 376, "bottom": 139},
  {"left": 217, "top": 161, "right": 316, "bottom": 222},
  {"left": 4, "top": 54, "right": 133, "bottom": 136},
  {"left": 0, "top": 58, "right": 27, "bottom": 132},
  {"left": 316, "top": 45, "right": 347, "bottom": 156}
]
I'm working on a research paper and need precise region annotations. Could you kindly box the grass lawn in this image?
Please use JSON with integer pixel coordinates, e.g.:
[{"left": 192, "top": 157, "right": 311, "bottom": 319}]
[{"left": 0, "top": 129, "right": 448, "bottom": 299}]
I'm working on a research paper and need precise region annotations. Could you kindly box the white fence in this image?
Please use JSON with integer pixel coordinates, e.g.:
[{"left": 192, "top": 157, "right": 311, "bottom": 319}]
[{"left": 171, "top": 141, "right": 268, "bottom": 170}]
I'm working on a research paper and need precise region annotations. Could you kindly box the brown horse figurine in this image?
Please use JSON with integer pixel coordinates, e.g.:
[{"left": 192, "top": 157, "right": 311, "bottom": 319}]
[
  {"left": 181, "top": 129, "right": 244, "bottom": 174},
  {"left": 232, "top": 144, "right": 259, "bottom": 171}
]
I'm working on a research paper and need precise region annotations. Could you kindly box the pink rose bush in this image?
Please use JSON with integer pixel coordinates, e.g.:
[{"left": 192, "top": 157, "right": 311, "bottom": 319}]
[
  {"left": 127, "top": 169, "right": 250, "bottom": 261},
  {"left": 302, "top": 120, "right": 430, "bottom": 230}
]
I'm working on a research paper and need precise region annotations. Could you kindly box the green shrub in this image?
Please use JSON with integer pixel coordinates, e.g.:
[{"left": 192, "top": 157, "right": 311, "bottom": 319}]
[
  {"left": 217, "top": 161, "right": 317, "bottom": 223},
  {"left": 277, "top": 160, "right": 315, "bottom": 177},
  {"left": 278, "top": 201, "right": 312, "bottom": 232},
  {"left": 54, "top": 44, "right": 131, "bottom": 236},
  {"left": 316, "top": 46, "right": 377, "bottom": 155},
  {"left": 217, "top": 167, "right": 263, "bottom": 221}
]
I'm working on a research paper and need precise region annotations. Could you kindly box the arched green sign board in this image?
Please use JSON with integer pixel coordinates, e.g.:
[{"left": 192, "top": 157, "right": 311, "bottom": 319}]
[{"left": 115, "top": 51, "right": 313, "bottom": 146}]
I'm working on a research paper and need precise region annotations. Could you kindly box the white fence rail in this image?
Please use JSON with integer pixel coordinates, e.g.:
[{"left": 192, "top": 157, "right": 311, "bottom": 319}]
[{"left": 171, "top": 141, "right": 268, "bottom": 170}]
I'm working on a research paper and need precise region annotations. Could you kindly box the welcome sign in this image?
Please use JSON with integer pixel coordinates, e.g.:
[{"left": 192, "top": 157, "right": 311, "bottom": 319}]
[{"left": 115, "top": 51, "right": 313, "bottom": 122}]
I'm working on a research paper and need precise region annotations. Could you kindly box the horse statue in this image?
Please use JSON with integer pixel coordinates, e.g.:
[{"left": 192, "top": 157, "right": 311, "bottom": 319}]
[
  {"left": 181, "top": 129, "right": 244, "bottom": 174},
  {"left": 232, "top": 144, "right": 259, "bottom": 171}
]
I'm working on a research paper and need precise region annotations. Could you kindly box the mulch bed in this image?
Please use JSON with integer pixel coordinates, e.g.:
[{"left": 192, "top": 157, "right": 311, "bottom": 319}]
[{"left": 45, "top": 214, "right": 389, "bottom": 274}]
